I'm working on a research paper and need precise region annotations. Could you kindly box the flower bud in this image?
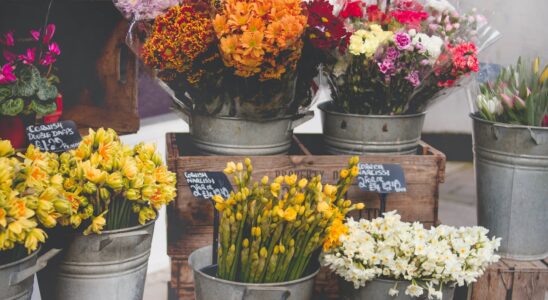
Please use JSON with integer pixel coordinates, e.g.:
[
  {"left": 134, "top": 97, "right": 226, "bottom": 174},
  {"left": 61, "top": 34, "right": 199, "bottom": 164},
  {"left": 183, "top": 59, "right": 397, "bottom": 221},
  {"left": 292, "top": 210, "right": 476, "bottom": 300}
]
[
  {"left": 106, "top": 172, "right": 124, "bottom": 190},
  {"left": 125, "top": 189, "right": 140, "bottom": 201},
  {"left": 83, "top": 182, "right": 97, "bottom": 194},
  {"left": 54, "top": 199, "right": 72, "bottom": 215},
  {"left": 99, "top": 188, "right": 111, "bottom": 201}
]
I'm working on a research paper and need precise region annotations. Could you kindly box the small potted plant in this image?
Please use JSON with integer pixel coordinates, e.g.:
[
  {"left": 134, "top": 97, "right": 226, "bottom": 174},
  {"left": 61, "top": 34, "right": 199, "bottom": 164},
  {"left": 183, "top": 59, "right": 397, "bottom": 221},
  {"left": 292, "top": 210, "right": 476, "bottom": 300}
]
[
  {"left": 37, "top": 128, "right": 177, "bottom": 300},
  {"left": 115, "top": 0, "right": 316, "bottom": 155},
  {"left": 322, "top": 211, "right": 501, "bottom": 300},
  {"left": 0, "top": 25, "right": 62, "bottom": 149},
  {"left": 471, "top": 57, "right": 548, "bottom": 260},
  {"left": 189, "top": 157, "right": 365, "bottom": 300},
  {"left": 0, "top": 140, "right": 71, "bottom": 299},
  {"left": 305, "top": 0, "right": 498, "bottom": 154}
]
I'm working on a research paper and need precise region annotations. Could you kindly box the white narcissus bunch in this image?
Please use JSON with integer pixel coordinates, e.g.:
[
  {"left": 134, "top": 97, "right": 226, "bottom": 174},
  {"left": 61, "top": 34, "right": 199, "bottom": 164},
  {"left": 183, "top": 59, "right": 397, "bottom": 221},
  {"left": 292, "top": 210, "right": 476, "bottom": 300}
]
[{"left": 321, "top": 211, "right": 501, "bottom": 300}]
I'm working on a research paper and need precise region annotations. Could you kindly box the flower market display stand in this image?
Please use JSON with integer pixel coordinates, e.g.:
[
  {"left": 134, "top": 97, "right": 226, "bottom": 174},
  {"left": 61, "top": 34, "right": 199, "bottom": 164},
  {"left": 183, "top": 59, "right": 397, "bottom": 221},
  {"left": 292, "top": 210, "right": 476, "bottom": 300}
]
[
  {"left": 469, "top": 258, "right": 548, "bottom": 300},
  {"left": 165, "top": 133, "right": 446, "bottom": 300},
  {"left": 189, "top": 246, "right": 319, "bottom": 300}
]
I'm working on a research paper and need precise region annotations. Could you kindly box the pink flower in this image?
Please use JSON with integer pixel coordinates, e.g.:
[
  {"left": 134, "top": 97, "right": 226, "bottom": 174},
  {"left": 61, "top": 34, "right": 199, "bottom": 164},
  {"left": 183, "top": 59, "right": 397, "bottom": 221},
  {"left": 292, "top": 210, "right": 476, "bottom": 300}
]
[
  {"left": 500, "top": 93, "right": 514, "bottom": 108},
  {"left": 378, "top": 59, "right": 394, "bottom": 74},
  {"left": 31, "top": 29, "right": 41, "bottom": 41},
  {"left": 0, "top": 32, "right": 15, "bottom": 47},
  {"left": 40, "top": 53, "right": 57, "bottom": 66},
  {"left": 43, "top": 24, "right": 56, "bottom": 44},
  {"left": 0, "top": 64, "right": 16, "bottom": 84},
  {"left": 394, "top": 32, "right": 412, "bottom": 50},
  {"left": 48, "top": 42, "right": 61, "bottom": 55},
  {"left": 19, "top": 48, "right": 36, "bottom": 64},
  {"left": 385, "top": 47, "right": 400, "bottom": 61},
  {"left": 3, "top": 50, "right": 16, "bottom": 63},
  {"left": 405, "top": 71, "right": 421, "bottom": 87}
]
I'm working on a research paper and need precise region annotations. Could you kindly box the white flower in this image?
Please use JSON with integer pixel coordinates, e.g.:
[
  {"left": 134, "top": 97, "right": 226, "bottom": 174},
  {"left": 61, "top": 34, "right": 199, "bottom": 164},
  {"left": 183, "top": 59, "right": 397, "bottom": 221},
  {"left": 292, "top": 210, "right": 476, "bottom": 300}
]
[
  {"left": 405, "top": 284, "right": 424, "bottom": 297},
  {"left": 477, "top": 94, "right": 503, "bottom": 116},
  {"left": 412, "top": 34, "right": 444, "bottom": 60},
  {"left": 425, "top": 0, "right": 456, "bottom": 13},
  {"left": 388, "top": 287, "right": 400, "bottom": 297}
]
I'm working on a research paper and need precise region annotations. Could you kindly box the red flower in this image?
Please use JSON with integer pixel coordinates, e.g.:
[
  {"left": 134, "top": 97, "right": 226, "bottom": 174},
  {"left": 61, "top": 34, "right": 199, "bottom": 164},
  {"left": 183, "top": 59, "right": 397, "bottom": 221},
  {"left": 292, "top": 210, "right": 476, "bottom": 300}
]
[
  {"left": 340, "top": 1, "right": 363, "bottom": 19},
  {"left": 367, "top": 5, "right": 391, "bottom": 25},
  {"left": 307, "top": 0, "right": 348, "bottom": 50},
  {"left": 391, "top": 10, "right": 428, "bottom": 30},
  {"left": 543, "top": 115, "right": 548, "bottom": 127}
]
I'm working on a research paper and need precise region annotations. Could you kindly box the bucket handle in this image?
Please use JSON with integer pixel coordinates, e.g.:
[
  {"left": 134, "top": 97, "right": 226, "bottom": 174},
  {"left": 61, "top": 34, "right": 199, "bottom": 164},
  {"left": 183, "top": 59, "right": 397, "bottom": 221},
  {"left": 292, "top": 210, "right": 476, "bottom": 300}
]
[
  {"left": 98, "top": 230, "right": 150, "bottom": 251},
  {"left": 170, "top": 93, "right": 193, "bottom": 125},
  {"left": 9, "top": 248, "right": 62, "bottom": 286},
  {"left": 528, "top": 128, "right": 546, "bottom": 145},
  {"left": 234, "top": 286, "right": 291, "bottom": 300},
  {"left": 290, "top": 110, "right": 315, "bottom": 130}
]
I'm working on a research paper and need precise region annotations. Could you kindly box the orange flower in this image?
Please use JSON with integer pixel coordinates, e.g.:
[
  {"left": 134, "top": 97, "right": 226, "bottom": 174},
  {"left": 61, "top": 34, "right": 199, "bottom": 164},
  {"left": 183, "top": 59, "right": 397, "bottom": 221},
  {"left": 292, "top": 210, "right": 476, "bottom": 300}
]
[{"left": 240, "top": 31, "right": 265, "bottom": 58}]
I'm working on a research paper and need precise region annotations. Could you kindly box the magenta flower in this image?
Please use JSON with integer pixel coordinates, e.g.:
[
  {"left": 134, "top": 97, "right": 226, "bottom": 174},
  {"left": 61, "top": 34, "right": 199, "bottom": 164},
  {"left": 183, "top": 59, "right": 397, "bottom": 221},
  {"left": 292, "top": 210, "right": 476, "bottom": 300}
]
[
  {"left": 378, "top": 59, "right": 395, "bottom": 74},
  {"left": 40, "top": 53, "right": 57, "bottom": 66},
  {"left": 48, "top": 42, "right": 61, "bottom": 55},
  {"left": 3, "top": 50, "right": 16, "bottom": 63},
  {"left": 0, "top": 32, "right": 14, "bottom": 47},
  {"left": 394, "top": 32, "right": 412, "bottom": 50},
  {"left": 0, "top": 64, "right": 16, "bottom": 84},
  {"left": 43, "top": 24, "right": 56, "bottom": 44},
  {"left": 385, "top": 47, "right": 400, "bottom": 61},
  {"left": 19, "top": 48, "right": 36, "bottom": 65},
  {"left": 31, "top": 29, "right": 41, "bottom": 41},
  {"left": 405, "top": 71, "right": 421, "bottom": 87}
]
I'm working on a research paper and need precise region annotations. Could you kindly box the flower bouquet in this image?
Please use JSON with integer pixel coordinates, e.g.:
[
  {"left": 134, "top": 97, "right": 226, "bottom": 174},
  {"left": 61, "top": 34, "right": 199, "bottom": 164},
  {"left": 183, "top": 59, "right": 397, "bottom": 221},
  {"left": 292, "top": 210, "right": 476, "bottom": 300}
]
[
  {"left": 469, "top": 57, "right": 548, "bottom": 260},
  {"left": 306, "top": 0, "right": 499, "bottom": 154},
  {"left": 0, "top": 139, "right": 72, "bottom": 299},
  {"left": 189, "top": 157, "right": 364, "bottom": 299},
  {"left": 322, "top": 211, "right": 501, "bottom": 300},
  {"left": 0, "top": 25, "right": 62, "bottom": 148},
  {"left": 113, "top": 0, "right": 317, "bottom": 155}
]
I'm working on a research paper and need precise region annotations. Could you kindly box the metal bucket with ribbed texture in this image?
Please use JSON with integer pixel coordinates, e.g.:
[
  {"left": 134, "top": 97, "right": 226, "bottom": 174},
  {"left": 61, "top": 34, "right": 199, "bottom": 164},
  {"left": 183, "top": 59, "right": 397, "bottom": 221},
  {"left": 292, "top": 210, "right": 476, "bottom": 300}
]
[
  {"left": 38, "top": 221, "right": 155, "bottom": 300},
  {"left": 472, "top": 114, "right": 548, "bottom": 260},
  {"left": 319, "top": 102, "right": 425, "bottom": 155}
]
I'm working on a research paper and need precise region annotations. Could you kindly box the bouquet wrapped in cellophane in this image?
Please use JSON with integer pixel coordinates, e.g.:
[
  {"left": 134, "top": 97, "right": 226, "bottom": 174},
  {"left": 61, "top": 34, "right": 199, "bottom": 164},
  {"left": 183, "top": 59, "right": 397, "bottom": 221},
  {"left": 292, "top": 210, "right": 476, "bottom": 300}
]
[
  {"left": 305, "top": 0, "right": 500, "bottom": 115},
  {"left": 473, "top": 57, "right": 548, "bottom": 127},
  {"left": 0, "top": 140, "right": 72, "bottom": 263},
  {"left": 113, "top": 0, "right": 318, "bottom": 119},
  {"left": 212, "top": 157, "right": 364, "bottom": 283}
]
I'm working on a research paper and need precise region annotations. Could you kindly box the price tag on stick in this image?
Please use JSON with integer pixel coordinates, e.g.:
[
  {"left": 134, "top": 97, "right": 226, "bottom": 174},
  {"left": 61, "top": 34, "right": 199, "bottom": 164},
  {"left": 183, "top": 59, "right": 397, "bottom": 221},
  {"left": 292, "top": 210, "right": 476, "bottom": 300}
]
[
  {"left": 184, "top": 171, "right": 233, "bottom": 265},
  {"left": 357, "top": 163, "right": 407, "bottom": 214},
  {"left": 26, "top": 121, "right": 82, "bottom": 153}
]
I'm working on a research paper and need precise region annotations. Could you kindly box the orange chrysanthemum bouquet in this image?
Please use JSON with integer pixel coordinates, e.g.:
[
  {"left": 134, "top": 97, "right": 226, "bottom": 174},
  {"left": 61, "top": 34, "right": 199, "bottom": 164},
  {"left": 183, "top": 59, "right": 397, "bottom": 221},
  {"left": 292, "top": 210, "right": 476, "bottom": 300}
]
[{"left": 119, "top": 0, "right": 316, "bottom": 119}]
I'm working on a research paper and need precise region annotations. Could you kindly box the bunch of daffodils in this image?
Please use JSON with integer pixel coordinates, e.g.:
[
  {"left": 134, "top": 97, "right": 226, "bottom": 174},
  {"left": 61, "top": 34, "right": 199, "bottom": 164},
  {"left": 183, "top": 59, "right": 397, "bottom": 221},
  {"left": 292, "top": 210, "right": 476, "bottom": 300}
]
[
  {"left": 322, "top": 212, "right": 501, "bottom": 299},
  {"left": 213, "top": 157, "right": 364, "bottom": 283},
  {"left": 0, "top": 140, "right": 72, "bottom": 259},
  {"left": 57, "top": 128, "right": 176, "bottom": 235}
]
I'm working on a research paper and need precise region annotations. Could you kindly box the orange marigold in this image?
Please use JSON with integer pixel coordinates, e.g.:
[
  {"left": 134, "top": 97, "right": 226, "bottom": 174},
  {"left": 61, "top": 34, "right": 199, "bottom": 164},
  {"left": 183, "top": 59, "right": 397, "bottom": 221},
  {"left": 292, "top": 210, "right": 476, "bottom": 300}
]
[
  {"left": 214, "top": 0, "right": 307, "bottom": 81},
  {"left": 142, "top": 4, "right": 216, "bottom": 84}
]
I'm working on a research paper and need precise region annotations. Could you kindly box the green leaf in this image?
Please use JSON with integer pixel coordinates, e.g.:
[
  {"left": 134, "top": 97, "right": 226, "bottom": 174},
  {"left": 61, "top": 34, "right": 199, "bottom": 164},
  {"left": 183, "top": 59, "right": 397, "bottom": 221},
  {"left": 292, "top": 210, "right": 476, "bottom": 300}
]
[
  {"left": 29, "top": 99, "right": 56, "bottom": 116},
  {"left": 0, "top": 86, "right": 12, "bottom": 102},
  {"left": 13, "top": 66, "right": 40, "bottom": 97},
  {"left": 0, "top": 98, "right": 25, "bottom": 116},
  {"left": 36, "top": 78, "right": 58, "bottom": 101}
]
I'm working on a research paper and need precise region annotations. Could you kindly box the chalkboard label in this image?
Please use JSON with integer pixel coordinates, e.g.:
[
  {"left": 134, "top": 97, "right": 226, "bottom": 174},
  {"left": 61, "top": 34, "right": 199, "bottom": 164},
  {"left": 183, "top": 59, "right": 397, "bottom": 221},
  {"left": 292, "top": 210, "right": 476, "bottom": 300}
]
[
  {"left": 357, "top": 163, "right": 407, "bottom": 194},
  {"left": 26, "top": 121, "right": 82, "bottom": 153},
  {"left": 184, "top": 172, "right": 233, "bottom": 200}
]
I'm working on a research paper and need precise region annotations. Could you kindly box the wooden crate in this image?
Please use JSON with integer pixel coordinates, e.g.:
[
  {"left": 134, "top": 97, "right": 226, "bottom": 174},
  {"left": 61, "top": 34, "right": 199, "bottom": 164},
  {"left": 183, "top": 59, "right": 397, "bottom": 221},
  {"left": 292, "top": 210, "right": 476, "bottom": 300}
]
[
  {"left": 470, "top": 258, "right": 548, "bottom": 300},
  {"left": 166, "top": 133, "right": 446, "bottom": 300}
]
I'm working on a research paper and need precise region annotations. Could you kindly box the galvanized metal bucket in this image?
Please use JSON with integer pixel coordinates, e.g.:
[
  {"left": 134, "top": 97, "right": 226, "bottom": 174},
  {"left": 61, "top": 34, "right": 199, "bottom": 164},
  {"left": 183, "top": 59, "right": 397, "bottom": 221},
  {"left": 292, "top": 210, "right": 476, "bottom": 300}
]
[
  {"left": 38, "top": 221, "right": 155, "bottom": 300},
  {"left": 472, "top": 114, "right": 548, "bottom": 260},
  {"left": 319, "top": 102, "right": 426, "bottom": 155},
  {"left": 0, "top": 248, "right": 60, "bottom": 300},
  {"left": 189, "top": 246, "right": 320, "bottom": 300},
  {"left": 172, "top": 100, "right": 314, "bottom": 156},
  {"left": 341, "top": 278, "right": 455, "bottom": 300}
]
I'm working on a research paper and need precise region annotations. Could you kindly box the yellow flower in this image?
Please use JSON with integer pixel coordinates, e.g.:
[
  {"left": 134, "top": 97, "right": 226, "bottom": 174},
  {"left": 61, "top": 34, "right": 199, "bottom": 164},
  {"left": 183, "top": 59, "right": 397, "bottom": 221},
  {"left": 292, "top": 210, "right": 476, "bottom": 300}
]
[
  {"left": 298, "top": 178, "right": 308, "bottom": 189},
  {"left": 84, "top": 213, "right": 107, "bottom": 235},
  {"left": 323, "top": 218, "right": 348, "bottom": 251},
  {"left": 106, "top": 172, "right": 124, "bottom": 190},
  {"left": 323, "top": 184, "right": 337, "bottom": 197},
  {"left": 270, "top": 182, "right": 281, "bottom": 197},
  {"left": 224, "top": 162, "right": 236, "bottom": 174},
  {"left": 138, "top": 207, "right": 156, "bottom": 224},
  {"left": 81, "top": 161, "right": 107, "bottom": 184},
  {"left": 24, "top": 228, "right": 47, "bottom": 253},
  {"left": 122, "top": 158, "right": 139, "bottom": 180},
  {"left": 0, "top": 208, "right": 6, "bottom": 227},
  {"left": 0, "top": 140, "right": 14, "bottom": 157},
  {"left": 340, "top": 169, "right": 349, "bottom": 179},
  {"left": 283, "top": 207, "right": 297, "bottom": 222}
]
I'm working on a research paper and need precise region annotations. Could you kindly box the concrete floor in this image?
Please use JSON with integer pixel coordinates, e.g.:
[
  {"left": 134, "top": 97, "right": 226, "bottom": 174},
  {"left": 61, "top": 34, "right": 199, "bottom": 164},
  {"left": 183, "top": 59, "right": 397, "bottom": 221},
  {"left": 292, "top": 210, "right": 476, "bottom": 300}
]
[{"left": 142, "top": 161, "right": 478, "bottom": 300}]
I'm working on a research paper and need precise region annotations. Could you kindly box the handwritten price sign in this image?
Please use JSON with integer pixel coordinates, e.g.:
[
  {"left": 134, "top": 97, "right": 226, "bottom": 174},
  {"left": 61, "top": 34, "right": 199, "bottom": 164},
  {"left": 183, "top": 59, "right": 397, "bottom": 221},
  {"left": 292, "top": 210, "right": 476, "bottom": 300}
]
[
  {"left": 184, "top": 172, "right": 233, "bottom": 200},
  {"left": 26, "top": 121, "right": 82, "bottom": 153},
  {"left": 357, "top": 163, "right": 407, "bottom": 194}
]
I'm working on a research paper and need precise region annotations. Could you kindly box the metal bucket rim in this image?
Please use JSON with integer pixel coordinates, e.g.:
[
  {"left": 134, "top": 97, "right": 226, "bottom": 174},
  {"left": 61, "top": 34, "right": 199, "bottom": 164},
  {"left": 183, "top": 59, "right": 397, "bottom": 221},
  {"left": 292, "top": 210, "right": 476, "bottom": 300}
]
[
  {"left": 0, "top": 247, "right": 39, "bottom": 270},
  {"left": 71, "top": 219, "right": 156, "bottom": 237},
  {"left": 189, "top": 246, "right": 320, "bottom": 287},
  {"left": 370, "top": 277, "right": 456, "bottom": 286},
  {"left": 318, "top": 102, "right": 427, "bottom": 119},
  {"left": 186, "top": 109, "right": 312, "bottom": 123},
  {"left": 470, "top": 113, "right": 548, "bottom": 131}
]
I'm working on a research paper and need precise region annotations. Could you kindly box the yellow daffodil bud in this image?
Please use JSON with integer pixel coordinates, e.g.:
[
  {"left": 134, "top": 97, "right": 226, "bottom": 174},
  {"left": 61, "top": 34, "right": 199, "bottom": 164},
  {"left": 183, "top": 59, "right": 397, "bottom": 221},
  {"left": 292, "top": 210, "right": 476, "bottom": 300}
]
[
  {"left": 106, "top": 172, "right": 124, "bottom": 190},
  {"left": 299, "top": 206, "right": 306, "bottom": 215},
  {"left": 0, "top": 140, "right": 14, "bottom": 157},
  {"left": 356, "top": 203, "right": 365, "bottom": 209},
  {"left": 139, "top": 207, "right": 156, "bottom": 224},
  {"left": 351, "top": 166, "right": 359, "bottom": 177},
  {"left": 122, "top": 158, "right": 139, "bottom": 180},
  {"left": 24, "top": 228, "right": 47, "bottom": 253},
  {"left": 236, "top": 162, "right": 243, "bottom": 172},
  {"left": 243, "top": 239, "right": 249, "bottom": 248},
  {"left": 38, "top": 211, "right": 57, "bottom": 228},
  {"left": 70, "top": 214, "right": 82, "bottom": 228},
  {"left": 274, "top": 245, "right": 279, "bottom": 255},
  {"left": 236, "top": 212, "right": 243, "bottom": 221},
  {"left": 317, "top": 201, "right": 329, "bottom": 213},
  {"left": 38, "top": 200, "right": 53, "bottom": 212},
  {"left": 230, "top": 244, "right": 236, "bottom": 252},
  {"left": 340, "top": 169, "right": 349, "bottom": 179},
  {"left": 290, "top": 239, "right": 295, "bottom": 247},
  {"left": 261, "top": 176, "right": 269, "bottom": 185},
  {"left": 270, "top": 183, "right": 281, "bottom": 197},
  {"left": 279, "top": 244, "right": 286, "bottom": 253},
  {"left": 298, "top": 178, "right": 308, "bottom": 189},
  {"left": 260, "top": 247, "right": 267, "bottom": 258},
  {"left": 53, "top": 199, "right": 72, "bottom": 215},
  {"left": 284, "top": 174, "right": 297, "bottom": 186},
  {"left": 125, "top": 189, "right": 140, "bottom": 201},
  {"left": 224, "top": 162, "right": 236, "bottom": 174},
  {"left": 84, "top": 213, "right": 107, "bottom": 235},
  {"left": 343, "top": 200, "right": 352, "bottom": 208},
  {"left": 244, "top": 158, "right": 251, "bottom": 166},
  {"left": 324, "top": 184, "right": 337, "bottom": 196},
  {"left": 255, "top": 227, "right": 261, "bottom": 237},
  {"left": 274, "top": 176, "right": 284, "bottom": 184},
  {"left": 99, "top": 188, "right": 111, "bottom": 201}
]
